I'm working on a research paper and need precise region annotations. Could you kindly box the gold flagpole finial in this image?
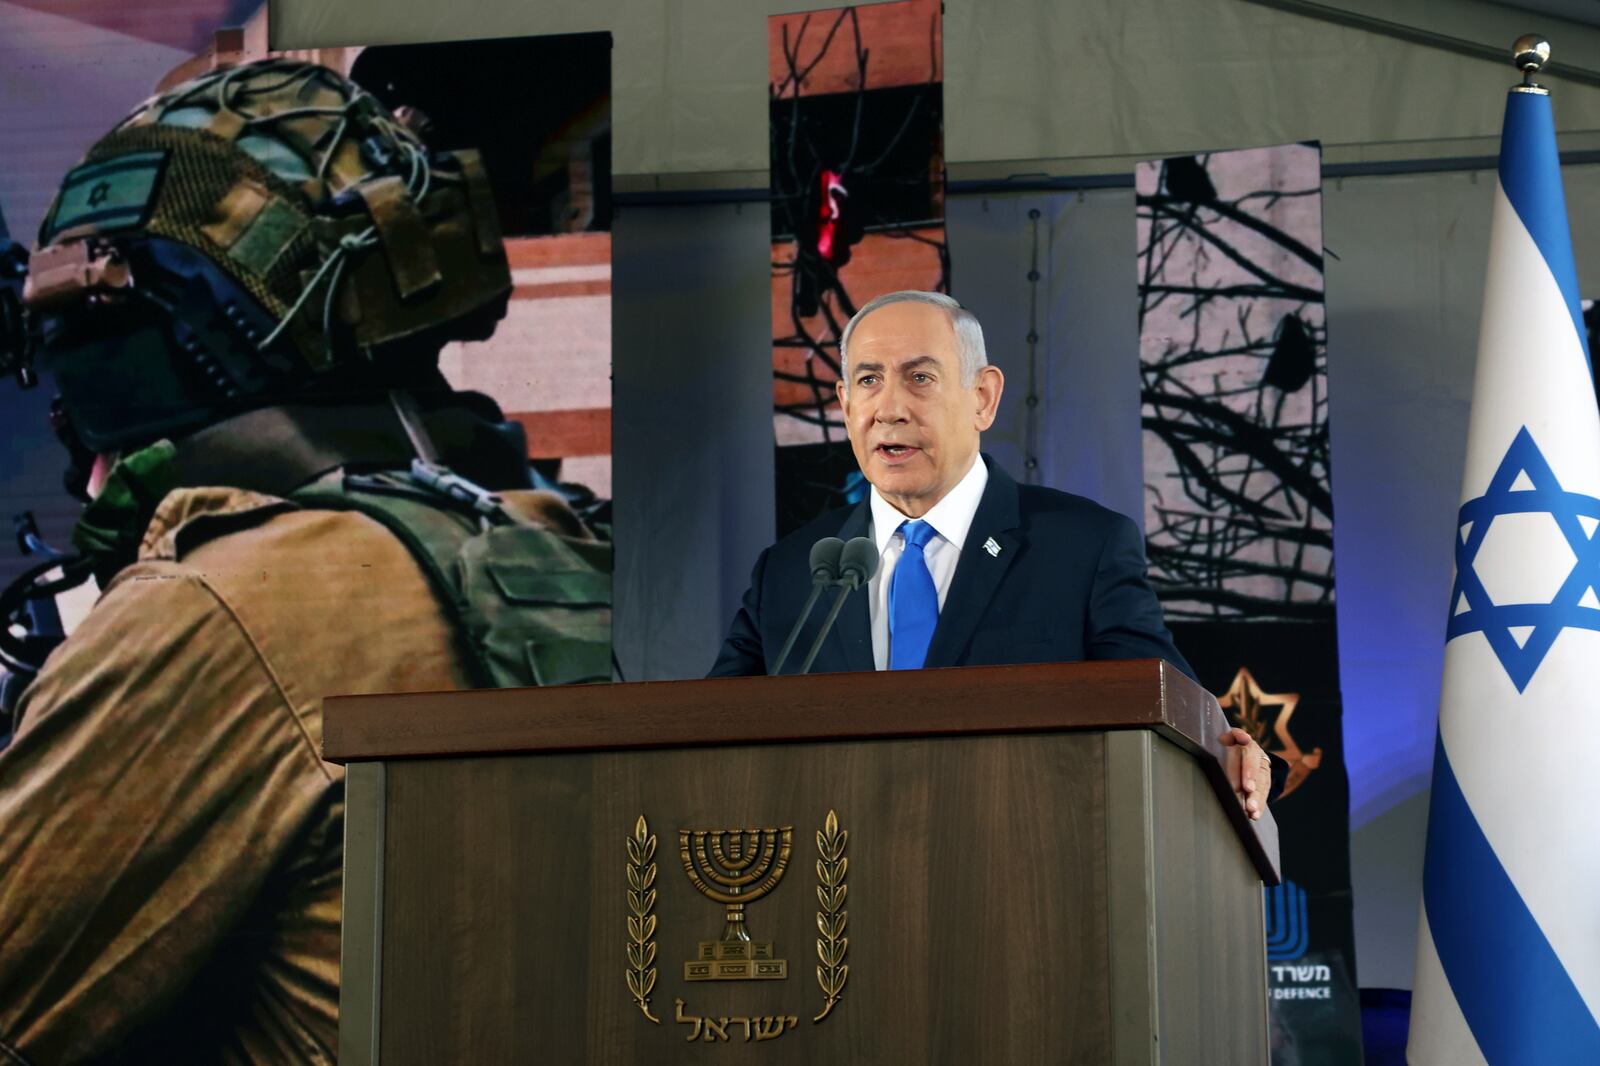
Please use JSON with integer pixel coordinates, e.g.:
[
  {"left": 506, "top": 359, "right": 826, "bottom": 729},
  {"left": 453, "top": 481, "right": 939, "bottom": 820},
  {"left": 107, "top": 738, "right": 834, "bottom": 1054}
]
[{"left": 1512, "top": 35, "right": 1551, "bottom": 94}]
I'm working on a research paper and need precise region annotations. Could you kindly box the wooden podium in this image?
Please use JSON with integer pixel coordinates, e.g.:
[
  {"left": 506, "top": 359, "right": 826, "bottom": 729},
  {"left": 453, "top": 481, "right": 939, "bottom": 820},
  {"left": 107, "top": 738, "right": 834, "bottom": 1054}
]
[{"left": 325, "top": 659, "right": 1278, "bottom": 1065}]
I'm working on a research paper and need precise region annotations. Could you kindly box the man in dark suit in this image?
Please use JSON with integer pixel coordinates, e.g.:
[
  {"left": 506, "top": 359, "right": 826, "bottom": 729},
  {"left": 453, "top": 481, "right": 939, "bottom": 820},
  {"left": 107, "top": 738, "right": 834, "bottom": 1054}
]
[{"left": 712, "top": 290, "right": 1278, "bottom": 817}]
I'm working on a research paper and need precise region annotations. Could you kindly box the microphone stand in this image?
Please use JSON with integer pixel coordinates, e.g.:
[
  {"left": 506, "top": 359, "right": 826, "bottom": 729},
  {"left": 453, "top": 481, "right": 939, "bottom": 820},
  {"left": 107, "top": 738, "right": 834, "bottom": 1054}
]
[
  {"left": 796, "top": 580, "right": 857, "bottom": 675},
  {"left": 796, "top": 535, "right": 879, "bottom": 675},
  {"left": 770, "top": 579, "right": 828, "bottom": 676},
  {"left": 770, "top": 537, "right": 845, "bottom": 676}
]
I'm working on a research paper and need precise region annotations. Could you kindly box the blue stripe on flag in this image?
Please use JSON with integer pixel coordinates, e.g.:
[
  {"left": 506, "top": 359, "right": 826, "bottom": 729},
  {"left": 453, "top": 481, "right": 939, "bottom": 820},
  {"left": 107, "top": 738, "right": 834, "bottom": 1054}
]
[
  {"left": 1498, "top": 89, "right": 1592, "bottom": 368},
  {"left": 1423, "top": 735, "right": 1600, "bottom": 1062}
]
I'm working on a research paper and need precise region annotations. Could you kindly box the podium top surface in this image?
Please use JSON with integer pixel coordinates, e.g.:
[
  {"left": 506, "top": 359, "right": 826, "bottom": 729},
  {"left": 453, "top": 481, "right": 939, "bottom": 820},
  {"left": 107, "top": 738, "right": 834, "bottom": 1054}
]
[
  {"left": 327, "top": 659, "right": 1206, "bottom": 760},
  {"left": 323, "top": 659, "right": 1278, "bottom": 880}
]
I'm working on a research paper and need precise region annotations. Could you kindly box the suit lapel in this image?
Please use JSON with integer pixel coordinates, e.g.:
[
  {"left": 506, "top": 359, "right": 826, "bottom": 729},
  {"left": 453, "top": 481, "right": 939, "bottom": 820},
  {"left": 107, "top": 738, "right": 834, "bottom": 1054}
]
[
  {"left": 825, "top": 500, "right": 876, "bottom": 672},
  {"left": 923, "top": 458, "right": 1024, "bottom": 668}
]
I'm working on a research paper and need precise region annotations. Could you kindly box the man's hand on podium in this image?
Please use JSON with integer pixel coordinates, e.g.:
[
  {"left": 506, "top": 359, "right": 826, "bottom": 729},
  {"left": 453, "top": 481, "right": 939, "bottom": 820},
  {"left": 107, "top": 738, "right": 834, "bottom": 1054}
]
[{"left": 1221, "top": 727, "right": 1273, "bottom": 822}]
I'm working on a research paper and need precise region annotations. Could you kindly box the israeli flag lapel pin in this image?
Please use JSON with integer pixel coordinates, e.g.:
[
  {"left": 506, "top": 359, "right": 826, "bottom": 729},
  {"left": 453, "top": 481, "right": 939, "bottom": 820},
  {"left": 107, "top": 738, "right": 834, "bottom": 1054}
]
[{"left": 983, "top": 536, "right": 1001, "bottom": 558}]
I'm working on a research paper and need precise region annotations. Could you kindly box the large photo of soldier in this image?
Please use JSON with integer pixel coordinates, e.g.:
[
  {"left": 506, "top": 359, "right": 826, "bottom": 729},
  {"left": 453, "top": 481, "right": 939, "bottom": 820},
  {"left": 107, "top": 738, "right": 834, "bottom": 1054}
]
[{"left": 0, "top": 17, "right": 613, "bottom": 1062}]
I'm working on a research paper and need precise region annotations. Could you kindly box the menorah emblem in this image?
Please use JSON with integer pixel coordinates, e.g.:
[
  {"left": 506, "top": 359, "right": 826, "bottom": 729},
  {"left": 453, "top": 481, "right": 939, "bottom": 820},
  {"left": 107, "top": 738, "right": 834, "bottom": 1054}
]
[{"left": 679, "top": 825, "right": 793, "bottom": 981}]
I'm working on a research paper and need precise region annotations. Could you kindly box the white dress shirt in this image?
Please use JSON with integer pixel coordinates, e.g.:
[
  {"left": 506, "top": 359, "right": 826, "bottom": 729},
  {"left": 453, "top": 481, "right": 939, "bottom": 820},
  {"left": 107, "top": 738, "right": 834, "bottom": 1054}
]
[{"left": 866, "top": 455, "right": 989, "bottom": 670}]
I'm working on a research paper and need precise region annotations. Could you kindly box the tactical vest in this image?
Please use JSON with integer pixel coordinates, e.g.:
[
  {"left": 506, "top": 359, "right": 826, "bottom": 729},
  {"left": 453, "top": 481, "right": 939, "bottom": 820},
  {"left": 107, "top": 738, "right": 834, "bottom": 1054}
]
[{"left": 291, "top": 465, "right": 612, "bottom": 689}]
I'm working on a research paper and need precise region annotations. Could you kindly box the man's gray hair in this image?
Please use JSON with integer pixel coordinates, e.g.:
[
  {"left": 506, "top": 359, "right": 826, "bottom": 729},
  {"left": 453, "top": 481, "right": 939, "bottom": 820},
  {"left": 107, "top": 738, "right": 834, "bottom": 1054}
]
[{"left": 838, "top": 290, "right": 988, "bottom": 392}]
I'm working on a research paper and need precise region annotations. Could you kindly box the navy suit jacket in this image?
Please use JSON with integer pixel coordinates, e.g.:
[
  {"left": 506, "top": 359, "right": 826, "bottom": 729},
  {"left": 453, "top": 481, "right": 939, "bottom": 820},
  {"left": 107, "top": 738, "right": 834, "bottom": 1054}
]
[{"left": 710, "top": 456, "right": 1195, "bottom": 679}]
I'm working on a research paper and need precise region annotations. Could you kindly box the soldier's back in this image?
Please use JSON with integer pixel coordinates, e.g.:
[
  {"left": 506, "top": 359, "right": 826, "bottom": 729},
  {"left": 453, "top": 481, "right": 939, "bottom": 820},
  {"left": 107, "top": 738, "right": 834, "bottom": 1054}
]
[{"left": 0, "top": 485, "right": 471, "bottom": 1064}]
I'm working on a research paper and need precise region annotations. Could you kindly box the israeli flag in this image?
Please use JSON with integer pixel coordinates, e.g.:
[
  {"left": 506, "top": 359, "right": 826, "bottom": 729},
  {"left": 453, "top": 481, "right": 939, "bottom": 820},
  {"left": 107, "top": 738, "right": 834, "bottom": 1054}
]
[{"left": 1408, "top": 80, "right": 1600, "bottom": 1062}]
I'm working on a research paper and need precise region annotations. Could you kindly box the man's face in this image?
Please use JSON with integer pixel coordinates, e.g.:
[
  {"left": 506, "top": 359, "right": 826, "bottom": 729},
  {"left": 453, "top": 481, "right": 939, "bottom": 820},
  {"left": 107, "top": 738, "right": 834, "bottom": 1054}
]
[{"left": 836, "top": 301, "right": 1004, "bottom": 518}]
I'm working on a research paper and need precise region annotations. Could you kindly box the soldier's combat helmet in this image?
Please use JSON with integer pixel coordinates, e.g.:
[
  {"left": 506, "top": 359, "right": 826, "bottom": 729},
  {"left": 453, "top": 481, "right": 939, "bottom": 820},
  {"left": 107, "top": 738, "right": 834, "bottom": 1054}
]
[{"left": 20, "top": 58, "right": 512, "bottom": 455}]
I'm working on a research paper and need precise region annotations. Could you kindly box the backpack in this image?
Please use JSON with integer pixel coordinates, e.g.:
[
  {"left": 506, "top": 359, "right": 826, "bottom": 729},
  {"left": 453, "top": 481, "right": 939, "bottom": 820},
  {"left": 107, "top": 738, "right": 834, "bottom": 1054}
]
[{"left": 291, "top": 461, "right": 612, "bottom": 689}]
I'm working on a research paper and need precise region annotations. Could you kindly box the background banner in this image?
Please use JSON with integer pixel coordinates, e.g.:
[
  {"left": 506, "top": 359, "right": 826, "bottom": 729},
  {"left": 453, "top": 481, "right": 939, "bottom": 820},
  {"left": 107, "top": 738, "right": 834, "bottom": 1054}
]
[
  {"left": 1136, "top": 142, "right": 1363, "bottom": 1064},
  {"left": 0, "top": 5, "right": 618, "bottom": 1053},
  {"left": 0, "top": 2, "right": 614, "bottom": 619},
  {"left": 768, "top": 0, "right": 947, "bottom": 536}
]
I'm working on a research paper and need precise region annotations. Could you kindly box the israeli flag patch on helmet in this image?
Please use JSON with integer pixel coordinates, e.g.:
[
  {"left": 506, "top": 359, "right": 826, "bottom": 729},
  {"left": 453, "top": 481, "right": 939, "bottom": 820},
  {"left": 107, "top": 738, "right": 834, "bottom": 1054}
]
[{"left": 42, "top": 151, "right": 169, "bottom": 245}]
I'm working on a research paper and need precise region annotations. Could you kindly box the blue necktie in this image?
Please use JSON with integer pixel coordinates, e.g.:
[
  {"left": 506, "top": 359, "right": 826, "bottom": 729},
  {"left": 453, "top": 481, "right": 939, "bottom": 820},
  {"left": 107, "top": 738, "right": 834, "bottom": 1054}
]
[{"left": 889, "top": 519, "right": 939, "bottom": 669}]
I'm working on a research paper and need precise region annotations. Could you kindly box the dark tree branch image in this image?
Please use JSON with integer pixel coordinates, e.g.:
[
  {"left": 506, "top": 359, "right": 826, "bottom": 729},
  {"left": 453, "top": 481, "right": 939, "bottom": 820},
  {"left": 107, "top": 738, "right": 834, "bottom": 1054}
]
[
  {"left": 768, "top": 0, "right": 948, "bottom": 447},
  {"left": 1136, "top": 146, "right": 1333, "bottom": 622}
]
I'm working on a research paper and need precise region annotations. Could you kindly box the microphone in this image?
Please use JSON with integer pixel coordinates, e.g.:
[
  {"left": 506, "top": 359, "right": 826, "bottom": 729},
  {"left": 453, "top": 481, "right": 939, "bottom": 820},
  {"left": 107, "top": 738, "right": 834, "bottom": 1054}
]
[
  {"left": 837, "top": 537, "right": 880, "bottom": 589},
  {"left": 769, "top": 537, "right": 845, "bottom": 676},
  {"left": 796, "top": 537, "right": 880, "bottom": 675}
]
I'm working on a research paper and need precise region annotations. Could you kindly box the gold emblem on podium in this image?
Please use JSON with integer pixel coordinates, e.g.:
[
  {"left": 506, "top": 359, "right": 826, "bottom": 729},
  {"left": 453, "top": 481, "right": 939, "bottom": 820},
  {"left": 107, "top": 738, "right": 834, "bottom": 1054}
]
[
  {"left": 679, "top": 826, "right": 793, "bottom": 981},
  {"left": 626, "top": 816, "right": 662, "bottom": 1022},
  {"left": 812, "top": 809, "right": 849, "bottom": 1021},
  {"left": 627, "top": 810, "right": 849, "bottom": 1036}
]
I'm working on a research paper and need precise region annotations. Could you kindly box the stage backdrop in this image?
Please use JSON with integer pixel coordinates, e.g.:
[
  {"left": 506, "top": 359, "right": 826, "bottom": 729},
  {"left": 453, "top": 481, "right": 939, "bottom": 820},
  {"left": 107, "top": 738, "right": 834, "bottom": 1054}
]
[
  {"left": 768, "top": 0, "right": 947, "bottom": 536},
  {"left": 1136, "top": 142, "right": 1363, "bottom": 1064}
]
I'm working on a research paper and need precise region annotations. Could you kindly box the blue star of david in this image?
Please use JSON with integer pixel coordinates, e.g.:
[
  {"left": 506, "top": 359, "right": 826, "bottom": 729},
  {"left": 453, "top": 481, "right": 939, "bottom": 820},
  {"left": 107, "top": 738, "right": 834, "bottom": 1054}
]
[{"left": 1449, "top": 426, "right": 1600, "bottom": 692}]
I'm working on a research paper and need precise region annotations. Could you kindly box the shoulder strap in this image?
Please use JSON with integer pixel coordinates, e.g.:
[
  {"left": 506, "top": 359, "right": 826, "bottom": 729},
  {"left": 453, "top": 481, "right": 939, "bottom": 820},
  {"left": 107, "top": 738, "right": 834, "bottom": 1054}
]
[
  {"left": 291, "top": 469, "right": 612, "bottom": 689},
  {"left": 292, "top": 469, "right": 495, "bottom": 686}
]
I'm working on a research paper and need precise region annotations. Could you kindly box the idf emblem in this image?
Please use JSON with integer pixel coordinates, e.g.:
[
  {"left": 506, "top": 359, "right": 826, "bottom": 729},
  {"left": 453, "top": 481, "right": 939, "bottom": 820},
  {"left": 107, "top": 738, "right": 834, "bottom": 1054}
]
[
  {"left": 679, "top": 826, "right": 792, "bottom": 980},
  {"left": 626, "top": 810, "right": 850, "bottom": 1039}
]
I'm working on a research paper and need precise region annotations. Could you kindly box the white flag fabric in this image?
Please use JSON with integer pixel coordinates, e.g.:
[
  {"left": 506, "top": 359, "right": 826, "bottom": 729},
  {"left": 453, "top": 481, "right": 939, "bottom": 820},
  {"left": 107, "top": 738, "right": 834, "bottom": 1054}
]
[{"left": 1408, "top": 83, "right": 1600, "bottom": 1063}]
